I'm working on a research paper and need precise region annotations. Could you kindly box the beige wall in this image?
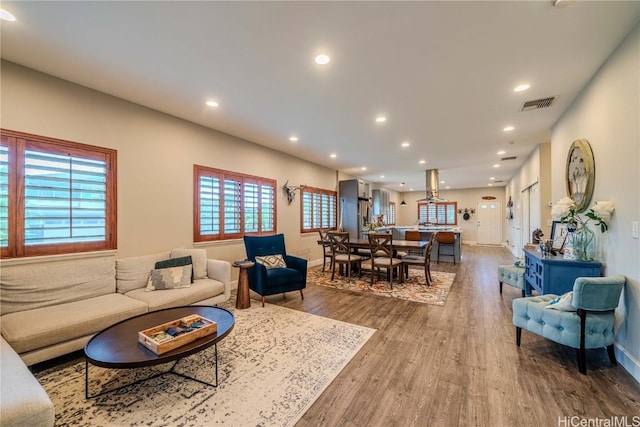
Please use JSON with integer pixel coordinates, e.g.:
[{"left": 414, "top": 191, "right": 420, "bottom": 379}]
[
  {"left": 551, "top": 23, "right": 640, "bottom": 381},
  {"left": 397, "top": 187, "right": 505, "bottom": 243},
  {"left": 505, "top": 143, "right": 552, "bottom": 255},
  {"left": 0, "top": 61, "right": 336, "bottom": 278}
]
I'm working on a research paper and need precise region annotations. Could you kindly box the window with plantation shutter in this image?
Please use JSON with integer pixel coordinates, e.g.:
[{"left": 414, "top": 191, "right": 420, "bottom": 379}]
[
  {"left": 417, "top": 201, "right": 457, "bottom": 225},
  {"left": 0, "top": 145, "right": 9, "bottom": 249},
  {"left": 388, "top": 202, "right": 396, "bottom": 225},
  {"left": 300, "top": 185, "right": 336, "bottom": 233},
  {"left": 1, "top": 129, "right": 117, "bottom": 258},
  {"left": 194, "top": 165, "right": 276, "bottom": 242}
]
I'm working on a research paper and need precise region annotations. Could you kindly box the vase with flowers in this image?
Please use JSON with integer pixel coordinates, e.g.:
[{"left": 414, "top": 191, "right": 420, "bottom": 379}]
[{"left": 551, "top": 197, "right": 615, "bottom": 261}]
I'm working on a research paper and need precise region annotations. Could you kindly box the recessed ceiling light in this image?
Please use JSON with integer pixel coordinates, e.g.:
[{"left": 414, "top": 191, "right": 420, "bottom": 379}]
[
  {"left": 361, "top": 167, "right": 367, "bottom": 171},
  {"left": 440, "top": 180, "right": 445, "bottom": 184},
  {"left": 419, "top": 160, "right": 426, "bottom": 164},
  {"left": 553, "top": 0, "right": 576, "bottom": 9},
  {"left": 446, "top": 186, "right": 450, "bottom": 189},
  {"left": 289, "top": 136, "right": 298, "bottom": 142},
  {"left": 497, "top": 150, "right": 506, "bottom": 155},
  {"left": 514, "top": 84, "right": 530, "bottom": 92},
  {"left": 409, "top": 188, "right": 414, "bottom": 191},
  {"left": 380, "top": 175, "right": 385, "bottom": 178},
  {"left": 493, "top": 164, "right": 500, "bottom": 168},
  {"left": 488, "top": 183, "right": 493, "bottom": 187},
  {"left": 503, "top": 126, "right": 514, "bottom": 132},
  {"left": 206, "top": 100, "right": 219, "bottom": 107},
  {"left": 375, "top": 116, "right": 386, "bottom": 123},
  {"left": 1, "top": 9, "right": 16, "bottom": 21},
  {"left": 330, "top": 153, "right": 337, "bottom": 158},
  {"left": 401, "top": 141, "right": 410, "bottom": 148},
  {"left": 315, "top": 54, "right": 330, "bottom": 65},
  {"left": 490, "top": 177, "right": 496, "bottom": 180}
]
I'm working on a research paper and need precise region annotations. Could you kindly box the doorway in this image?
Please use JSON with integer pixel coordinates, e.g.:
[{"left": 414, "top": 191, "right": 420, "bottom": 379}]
[{"left": 476, "top": 200, "right": 502, "bottom": 245}]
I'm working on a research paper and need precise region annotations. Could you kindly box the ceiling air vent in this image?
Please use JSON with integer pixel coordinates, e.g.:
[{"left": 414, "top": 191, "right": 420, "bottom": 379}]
[
  {"left": 501, "top": 156, "right": 517, "bottom": 161},
  {"left": 521, "top": 96, "right": 556, "bottom": 112},
  {"left": 494, "top": 180, "right": 504, "bottom": 183}
]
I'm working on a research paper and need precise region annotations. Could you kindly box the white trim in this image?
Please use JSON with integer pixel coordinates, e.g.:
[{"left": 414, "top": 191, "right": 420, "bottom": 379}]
[
  {"left": 0, "top": 250, "right": 117, "bottom": 266},
  {"left": 615, "top": 343, "right": 640, "bottom": 384}
]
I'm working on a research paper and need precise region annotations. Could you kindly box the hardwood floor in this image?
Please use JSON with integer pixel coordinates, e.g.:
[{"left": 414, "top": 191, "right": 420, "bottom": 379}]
[{"left": 269, "top": 245, "right": 640, "bottom": 427}]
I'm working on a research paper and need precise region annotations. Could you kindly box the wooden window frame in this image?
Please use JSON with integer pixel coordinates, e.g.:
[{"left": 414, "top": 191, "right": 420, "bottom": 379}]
[
  {"left": 0, "top": 129, "right": 117, "bottom": 258},
  {"left": 418, "top": 201, "right": 458, "bottom": 226},
  {"left": 194, "top": 165, "right": 277, "bottom": 242},
  {"left": 300, "top": 185, "right": 337, "bottom": 234}
]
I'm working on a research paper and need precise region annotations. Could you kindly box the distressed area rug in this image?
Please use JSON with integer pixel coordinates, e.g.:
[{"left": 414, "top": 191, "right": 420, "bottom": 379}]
[
  {"left": 309, "top": 266, "right": 456, "bottom": 306},
  {"left": 34, "top": 302, "right": 375, "bottom": 426}
]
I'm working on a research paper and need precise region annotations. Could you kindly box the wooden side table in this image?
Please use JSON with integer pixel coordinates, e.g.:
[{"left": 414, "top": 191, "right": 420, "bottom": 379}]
[{"left": 233, "top": 261, "right": 254, "bottom": 309}]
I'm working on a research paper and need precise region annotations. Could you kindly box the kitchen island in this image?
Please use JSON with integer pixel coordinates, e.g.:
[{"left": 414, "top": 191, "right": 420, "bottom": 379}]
[{"left": 374, "top": 226, "right": 463, "bottom": 263}]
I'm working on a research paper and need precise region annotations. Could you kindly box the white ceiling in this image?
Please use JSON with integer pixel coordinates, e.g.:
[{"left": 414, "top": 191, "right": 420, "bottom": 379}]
[{"left": 2, "top": 1, "right": 639, "bottom": 193}]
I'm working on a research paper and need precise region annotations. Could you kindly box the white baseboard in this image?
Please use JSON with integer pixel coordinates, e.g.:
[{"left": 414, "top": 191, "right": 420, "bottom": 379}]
[{"left": 615, "top": 343, "right": 640, "bottom": 384}]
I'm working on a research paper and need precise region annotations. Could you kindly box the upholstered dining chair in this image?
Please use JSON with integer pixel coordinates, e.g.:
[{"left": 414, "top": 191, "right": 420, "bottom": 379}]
[
  {"left": 401, "top": 233, "right": 435, "bottom": 285},
  {"left": 327, "top": 232, "right": 363, "bottom": 281},
  {"left": 318, "top": 229, "right": 333, "bottom": 272},
  {"left": 368, "top": 233, "right": 404, "bottom": 288},
  {"left": 512, "top": 275, "right": 626, "bottom": 374},
  {"left": 436, "top": 231, "right": 456, "bottom": 264},
  {"left": 243, "top": 234, "right": 307, "bottom": 307}
]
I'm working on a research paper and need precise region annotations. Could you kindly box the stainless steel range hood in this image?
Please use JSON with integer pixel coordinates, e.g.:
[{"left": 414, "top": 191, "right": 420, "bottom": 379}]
[{"left": 418, "top": 169, "right": 448, "bottom": 203}]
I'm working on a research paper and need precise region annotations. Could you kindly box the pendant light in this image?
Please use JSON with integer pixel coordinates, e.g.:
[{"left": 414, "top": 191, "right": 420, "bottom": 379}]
[{"left": 400, "top": 183, "right": 407, "bottom": 206}]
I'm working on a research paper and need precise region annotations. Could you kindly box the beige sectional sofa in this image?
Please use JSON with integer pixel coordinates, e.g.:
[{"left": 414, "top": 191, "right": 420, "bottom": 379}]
[{"left": 0, "top": 248, "right": 231, "bottom": 427}]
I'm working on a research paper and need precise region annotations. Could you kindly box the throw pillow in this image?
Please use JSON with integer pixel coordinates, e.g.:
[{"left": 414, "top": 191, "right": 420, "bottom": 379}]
[
  {"left": 155, "top": 256, "right": 194, "bottom": 283},
  {"left": 146, "top": 265, "right": 192, "bottom": 291},
  {"left": 545, "top": 291, "right": 576, "bottom": 311},
  {"left": 255, "top": 254, "right": 287, "bottom": 269},
  {"left": 171, "top": 248, "right": 207, "bottom": 279}
]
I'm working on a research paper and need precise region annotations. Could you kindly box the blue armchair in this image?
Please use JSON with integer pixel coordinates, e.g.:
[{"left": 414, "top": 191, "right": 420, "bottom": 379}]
[
  {"left": 243, "top": 234, "right": 307, "bottom": 307},
  {"left": 512, "top": 275, "right": 625, "bottom": 374}
]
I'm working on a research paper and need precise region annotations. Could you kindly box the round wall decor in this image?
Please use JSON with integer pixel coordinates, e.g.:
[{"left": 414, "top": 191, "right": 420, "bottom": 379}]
[{"left": 565, "top": 139, "right": 595, "bottom": 212}]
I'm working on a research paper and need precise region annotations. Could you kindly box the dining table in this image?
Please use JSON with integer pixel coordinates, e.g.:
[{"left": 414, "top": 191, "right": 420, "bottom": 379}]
[{"left": 317, "top": 237, "right": 428, "bottom": 283}]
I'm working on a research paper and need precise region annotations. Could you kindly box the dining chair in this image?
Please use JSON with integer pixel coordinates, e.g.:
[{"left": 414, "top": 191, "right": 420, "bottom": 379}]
[
  {"left": 368, "top": 233, "right": 404, "bottom": 288},
  {"left": 403, "top": 230, "right": 424, "bottom": 257},
  {"left": 401, "top": 233, "right": 435, "bottom": 285},
  {"left": 436, "top": 231, "right": 456, "bottom": 264},
  {"left": 328, "top": 231, "right": 363, "bottom": 281},
  {"left": 318, "top": 229, "right": 333, "bottom": 272}
]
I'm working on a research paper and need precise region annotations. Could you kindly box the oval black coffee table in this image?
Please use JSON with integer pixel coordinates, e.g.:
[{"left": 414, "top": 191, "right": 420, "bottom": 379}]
[{"left": 84, "top": 306, "right": 234, "bottom": 398}]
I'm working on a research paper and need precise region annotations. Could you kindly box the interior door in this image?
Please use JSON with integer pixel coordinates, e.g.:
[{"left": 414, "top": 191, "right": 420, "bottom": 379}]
[
  {"left": 521, "top": 189, "right": 530, "bottom": 248},
  {"left": 476, "top": 200, "right": 502, "bottom": 245}
]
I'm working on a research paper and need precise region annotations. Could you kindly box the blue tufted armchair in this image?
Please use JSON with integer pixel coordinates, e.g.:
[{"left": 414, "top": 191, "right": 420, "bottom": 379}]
[
  {"left": 243, "top": 234, "right": 307, "bottom": 307},
  {"left": 512, "top": 275, "right": 625, "bottom": 374}
]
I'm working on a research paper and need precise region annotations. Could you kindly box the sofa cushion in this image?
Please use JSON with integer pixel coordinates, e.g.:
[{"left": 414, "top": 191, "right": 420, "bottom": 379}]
[
  {"left": 255, "top": 254, "right": 287, "bottom": 269},
  {"left": 1, "top": 294, "right": 148, "bottom": 354},
  {"left": 0, "top": 337, "right": 54, "bottom": 427},
  {"left": 146, "top": 265, "right": 192, "bottom": 291},
  {"left": 126, "top": 278, "right": 224, "bottom": 311},
  {"left": 116, "top": 251, "right": 171, "bottom": 293},
  {"left": 171, "top": 249, "right": 207, "bottom": 279},
  {"left": 0, "top": 256, "right": 116, "bottom": 316},
  {"left": 155, "top": 255, "right": 194, "bottom": 283}
]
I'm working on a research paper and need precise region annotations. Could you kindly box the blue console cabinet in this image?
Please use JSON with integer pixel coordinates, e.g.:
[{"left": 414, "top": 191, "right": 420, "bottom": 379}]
[{"left": 523, "top": 249, "right": 601, "bottom": 296}]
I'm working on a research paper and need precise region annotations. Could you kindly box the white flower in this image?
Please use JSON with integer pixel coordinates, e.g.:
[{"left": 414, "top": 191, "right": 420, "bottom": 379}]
[
  {"left": 592, "top": 201, "right": 615, "bottom": 217},
  {"left": 591, "top": 201, "right": 615, "bottom": 225},
  {"left": 551, "top": 197, "right": 576, "bottom": 219}
]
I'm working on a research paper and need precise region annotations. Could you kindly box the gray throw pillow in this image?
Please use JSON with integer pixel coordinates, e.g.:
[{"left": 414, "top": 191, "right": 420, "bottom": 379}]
[
  {"left": 146, "top": 265, "right": 192, "bottom": 291},
  {"left": 156, "top": 256, "right": 194, "bottom": 283}
]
